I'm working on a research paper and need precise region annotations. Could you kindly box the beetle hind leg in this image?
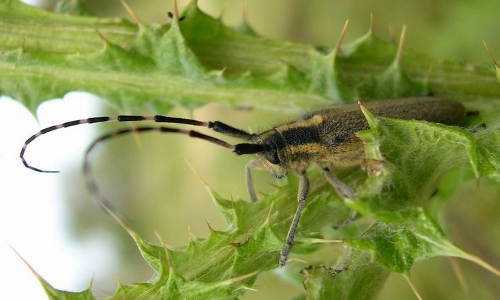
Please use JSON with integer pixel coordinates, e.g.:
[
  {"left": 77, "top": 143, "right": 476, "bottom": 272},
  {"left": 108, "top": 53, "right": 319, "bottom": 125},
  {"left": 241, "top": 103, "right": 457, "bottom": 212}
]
[
  {"left": 322, "top": 168, "right": 355, "bottom": 199},
  {"left": 323, "top": 168, "right": 357, "bottom": 227}
]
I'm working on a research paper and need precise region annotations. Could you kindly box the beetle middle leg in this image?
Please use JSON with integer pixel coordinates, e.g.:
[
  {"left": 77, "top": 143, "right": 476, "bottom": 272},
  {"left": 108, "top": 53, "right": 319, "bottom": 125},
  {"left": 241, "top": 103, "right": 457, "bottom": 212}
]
[{"left": 245, "top": 158, "right": 264, "bottom": 203}]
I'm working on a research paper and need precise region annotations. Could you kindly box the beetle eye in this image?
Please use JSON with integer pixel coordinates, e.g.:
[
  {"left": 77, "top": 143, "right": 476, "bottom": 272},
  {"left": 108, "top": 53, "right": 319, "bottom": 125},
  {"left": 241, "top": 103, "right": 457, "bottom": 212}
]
[{"left": 265, "top": 152, "right": 280, "bottom": 165}]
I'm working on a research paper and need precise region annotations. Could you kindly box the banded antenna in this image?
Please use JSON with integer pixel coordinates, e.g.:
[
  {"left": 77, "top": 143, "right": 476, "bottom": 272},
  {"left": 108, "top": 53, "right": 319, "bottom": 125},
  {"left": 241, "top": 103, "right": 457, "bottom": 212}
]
[{"left": 20, "top": 115, "right": 265, "bottom": 209}]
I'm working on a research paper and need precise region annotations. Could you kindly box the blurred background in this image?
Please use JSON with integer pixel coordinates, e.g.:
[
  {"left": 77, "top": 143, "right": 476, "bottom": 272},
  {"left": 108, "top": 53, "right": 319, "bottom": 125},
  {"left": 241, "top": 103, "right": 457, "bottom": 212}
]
[{"left": 1, "top": 0, "right": 499, "bottom": 299}]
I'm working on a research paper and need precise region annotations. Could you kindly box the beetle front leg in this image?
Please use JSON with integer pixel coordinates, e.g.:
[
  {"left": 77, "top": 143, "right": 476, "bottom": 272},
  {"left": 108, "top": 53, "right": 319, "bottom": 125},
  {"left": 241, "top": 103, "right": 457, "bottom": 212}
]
[{"left": 279, "top": 171, "right": 309, "bottom": 267}]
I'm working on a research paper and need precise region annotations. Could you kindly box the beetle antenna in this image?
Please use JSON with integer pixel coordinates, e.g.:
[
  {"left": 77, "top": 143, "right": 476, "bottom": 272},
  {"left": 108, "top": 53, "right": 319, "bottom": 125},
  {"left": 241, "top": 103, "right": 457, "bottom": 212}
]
[
  {"left": 82, "top": 125, "right": 246, "bottom": 213},
  {"left": 234, "top": 143, "right": 266, "bottom": 155},
  {"left": 20, "top": 115, "right": 255, "bottom": 173}
]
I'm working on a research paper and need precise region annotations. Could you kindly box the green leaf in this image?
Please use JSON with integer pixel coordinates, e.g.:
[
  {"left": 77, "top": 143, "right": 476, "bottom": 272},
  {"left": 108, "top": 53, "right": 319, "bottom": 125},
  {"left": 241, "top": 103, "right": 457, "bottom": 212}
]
[
  {"left": 342, "top": 104, "right": 500, "bottom": 276},
  {"left": 2, "top": 0, "right": 500, "bottom": 113},
  {"left": 301, "top": 250, "right": 390, "bottom": 300},
  {"left": 346, "top": 211, "right": 457, "bottom": 274},
  {"left": 352, "top": 104, "right": 499, "bottom": 219}
]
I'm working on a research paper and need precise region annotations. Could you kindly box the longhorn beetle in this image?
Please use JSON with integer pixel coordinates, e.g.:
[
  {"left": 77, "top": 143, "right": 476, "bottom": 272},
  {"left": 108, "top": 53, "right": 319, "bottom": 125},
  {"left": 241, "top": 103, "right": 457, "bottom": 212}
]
[{"left": 20, "top": 97, "right": 467, "bottom": 267}]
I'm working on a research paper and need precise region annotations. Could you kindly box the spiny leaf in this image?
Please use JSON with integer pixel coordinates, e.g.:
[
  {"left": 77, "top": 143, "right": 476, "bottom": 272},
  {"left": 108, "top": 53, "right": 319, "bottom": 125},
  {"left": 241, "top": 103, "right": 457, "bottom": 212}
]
[
  {"left": 352, "top": 105, "right": 499, "bottom": 220},
  {"left": 3, "top": 0, "right": 500, "bottom": 114},
  {"left": 345, "top": 210, "right": 459, "bottom": 274},
  {"left": 341, "top": 104, "right": 500, "bottom": 276},
  {"left": 356, "top": 26, "right": 427, "bottom": 99},
  {"left": 301, "top": 250, "right": 390, "bottom": 300}
]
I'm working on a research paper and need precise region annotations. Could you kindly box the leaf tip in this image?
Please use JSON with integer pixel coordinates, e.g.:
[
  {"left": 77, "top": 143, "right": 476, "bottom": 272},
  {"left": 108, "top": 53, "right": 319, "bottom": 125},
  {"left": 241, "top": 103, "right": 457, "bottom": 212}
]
[
  {"left": 8, "top": 245, "right": 60, "bottom": 296},
  {"left": 483, "top": 41, "right": 500, "bottom": 73},
  {"left": 205, "top": 218, "right": 216, "bottom": 233},
  {"left": 171, "top": 0, "right": 181, "bottom": 23},
  {"left": 393, "top": 24, "right": 406, "bottom": 67},
  {"left": 357, "top": 100, "right": 378, "bottom": 128},
  {"left": 217, "top": 271, "right": 259, "bottom": 287},
  {"left": 187, "top": 224, "right": 197, "bottom": 243},
  {"left": 450, "top": 257, "right": 469, "bottom": 293},
  {"left": 368, "top": 12, "right": 375, "bottom": 35},
  {"left": 164, "top": 245, "right": 176, "bottom": 271},
  {"left": 121, "top": 0, "right": 143, "bottom": 24},
  {"left": 403, "top": 274, "right": 424, "bottom": 300},
  {"left": 9, "top": 245, "right": 40, "bottom": 280},
  {"left": 99, "top": 200, "right": 137, "bottom": 238},
  {"left": 328, "top": 19, "right": 349, "bottom": 60},
  {"left": 93, "top": 25, "right": 110, "bottom": 47},
  {"left": 461, "top": 252, "right": 500, "bottom": 276},
  {"left": 184, "top": 158, "right": 211, "bottom": 191}
]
